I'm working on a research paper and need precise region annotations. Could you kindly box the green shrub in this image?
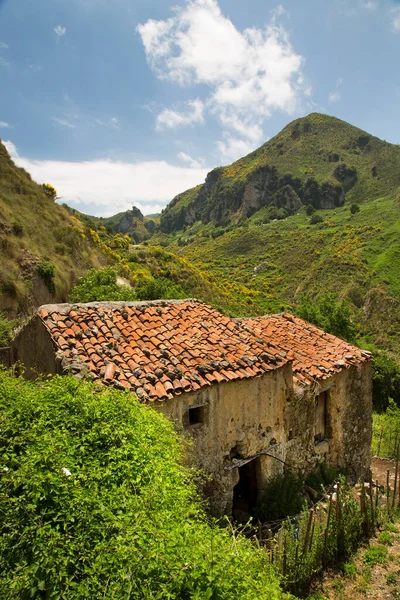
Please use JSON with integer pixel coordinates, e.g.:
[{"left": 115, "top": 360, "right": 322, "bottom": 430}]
[
  {"left": 343, "top": 561, "right": 357, "bottom": 579},
  {"left": 372, "top": 351, "right": 400, "bottom": 411},
  {"left": 296, "top": 293, "right": 356, "bottom": 342},
  {"left": 256, "top": 470, "right": 305, "bottom": 521},
  {"left": 36, "top": 259, "right": 56, "bottom": 294},
  {"left": 305, "top": 204, "right": 315, "bottom": 216},
  {"left": 135, "top": 276, "right": 186, "bottom": 301},
  {"left": 310, "top": 214, "right": 324, "bottom": 225},
  {"left": 70, "top": 267, "right": 137, "bottom": 303},
  {"left": 0, "top": 371, "right": 289, "bottom": 599},
  {"left": 378, "top": 531, "right": 393, "bottom": 545},
  {"left": 0, "top": 313, "right": 18, "bottom": 346},
  {"left": 363, "top": 545, "right": 388, "bottom": 566}
]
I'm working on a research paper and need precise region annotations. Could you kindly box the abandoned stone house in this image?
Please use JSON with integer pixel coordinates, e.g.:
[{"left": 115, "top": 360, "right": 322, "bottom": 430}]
[{"left": 3, "top": 299, "right": 373, "bottom": 517}]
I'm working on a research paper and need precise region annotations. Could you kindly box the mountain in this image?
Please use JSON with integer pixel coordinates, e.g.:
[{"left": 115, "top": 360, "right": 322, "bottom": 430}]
[
  {"left": 69, "top": 206, "right": 158, "bottom": 243},
  {"left": 160, "top": 113, "right": 400, "bottom": 232},
  {"left": 0, "top": 141, "right": 107, "bottom": 316}
]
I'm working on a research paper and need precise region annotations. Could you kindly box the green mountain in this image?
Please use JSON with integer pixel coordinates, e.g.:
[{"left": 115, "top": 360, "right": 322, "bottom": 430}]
[
  {"left": 160, "top": 113, "right": 400, "bottom": 232},
  {"left": 68, "top": 205, "right": 158, "bottom": 243},
  {"left": 151, "top": 114, "right": 400, "bottom": 356},
  {"left": 0, "top": 141, "right": 107, "bottom": 316}
]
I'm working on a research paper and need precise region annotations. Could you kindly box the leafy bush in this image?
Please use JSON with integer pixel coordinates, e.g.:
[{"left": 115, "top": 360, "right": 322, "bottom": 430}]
[
  {"left": 36, "top": 259, "right": 56, "bottom": 294},
  {"left": 0, "top": 371, "right": 289, "bottom": 599},
  {"left": 310, "top": 214, "right": 324, "bottom": 225},
  {"left": 135, "top": 276, "right": 186, "bottom": 301},
  {"left": 372, "top": 351, "right": 400, "bottom": 411},
  {"left": 70, "top": 267, "right": 137, "bottom": 303},
  {"left": 296, "top": 293, "right": 356, "bottom": 342},
  {"left": 305, "top": 204, "right": 315, "bottom": 216},
  {"left": 41, "top": 183, "right": 57, "bottom": 201},
  {"left": 350, "top": 203, "right": 360, "bottom": 214},
  {"left": 256, "top": 470, "right": 305, "bottom": 521},
  {"left": 363, "top": 545, "right": 388, "bottom": 566},
  {"left": 0, "top": 313, "right": 18, "bottom": 346}
]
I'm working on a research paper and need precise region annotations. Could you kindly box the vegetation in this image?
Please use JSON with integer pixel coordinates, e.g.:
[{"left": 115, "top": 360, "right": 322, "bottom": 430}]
[
  {"left": 0, "top": 370, "right": 291, "bottom": 599},
  {"left": 0, "top": 141, "right": 107, "bottom": 314},
  {"left": 70, "top": 267, "right": 137, "bottom": 303},
  {"left": 296, "top": 294, "right": 356, "bottom": 342},
  {"left": 160, "top": 113, "right": 400, "bottom": 232}
]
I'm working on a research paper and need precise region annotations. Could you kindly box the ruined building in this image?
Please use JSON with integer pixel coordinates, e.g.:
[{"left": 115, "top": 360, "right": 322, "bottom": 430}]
[{"left": 4, "top": 299, "right": 373, "bottom": 517}]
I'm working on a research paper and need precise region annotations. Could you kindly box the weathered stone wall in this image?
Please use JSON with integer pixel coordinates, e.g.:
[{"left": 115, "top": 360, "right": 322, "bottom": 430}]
[
  {"left": 10, "top": 316, "right": 58, "bottom": 379},
  {"left": 284, "top": 363, "right": 372, "bottom": 481},
  {"left": 0, "top": 347, "right": 10, "bottom": 367},
  {"left": 155, "top": 363, "right": 293, "bottom": 516}
]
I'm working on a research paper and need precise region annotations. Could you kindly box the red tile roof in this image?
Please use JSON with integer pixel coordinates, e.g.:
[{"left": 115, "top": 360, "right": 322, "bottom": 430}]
[
  {"left": 240, "top": 313, "right": 372, "bottom": 386},
  {"left": 38, "top": 300, "right": 287, "bottom": 402}
]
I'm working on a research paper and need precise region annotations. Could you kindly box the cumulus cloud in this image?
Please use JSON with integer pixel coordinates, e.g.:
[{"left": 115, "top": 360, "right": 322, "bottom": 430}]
[
  {"left": 391, "top": 7, "right": 400, "bottom": 32},
  {"left": 0, "top": 121, "right": 12, "bottom": 128},
  {"left": 3, "top": 141, "right": 208, "bottom": 217},
  {"left": 156, "top": 99, "right": 204, "bottom": 130},
  {"left": 177, "top": 151, "right": 204, "bottom": 168},
  {"left": 54, "top": 25, "right": 67, "bottom": 37},
  {"left": 137, "top": 0, "right": 307, "bottom": 161},
  {"left": 328, "top": 91, "right": 341, "bottom": 103}
]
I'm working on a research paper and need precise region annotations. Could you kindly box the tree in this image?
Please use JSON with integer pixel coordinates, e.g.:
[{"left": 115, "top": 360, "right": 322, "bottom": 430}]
[{"left": 296, "top": 293, "right": 356, "bottom": 342}]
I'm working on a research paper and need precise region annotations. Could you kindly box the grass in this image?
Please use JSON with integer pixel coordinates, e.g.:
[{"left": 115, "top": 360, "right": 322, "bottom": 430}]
[{"left": 0, "top": 142, "right": 107, "bottom": 316}]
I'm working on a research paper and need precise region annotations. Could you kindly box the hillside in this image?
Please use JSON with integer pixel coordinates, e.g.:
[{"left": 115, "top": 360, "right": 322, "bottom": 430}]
[
  {"left": 68, "top": 205, "right": 158, "bottom": 243},
  {"left": 0, "top": 141, "right": 107, "bottom": 316},
  {"left": 160, "top": 113, "right": 400, "bottom": 232}
]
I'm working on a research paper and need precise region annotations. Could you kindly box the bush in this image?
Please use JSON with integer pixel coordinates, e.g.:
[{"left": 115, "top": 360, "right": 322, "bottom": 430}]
[
  {"left": 372, "top": 351, "right": 400, "bottom": 411},
  {"left": 70, "top": 267, "right": 137, "bottom": 303},
  {"left": 0, "top": 313, "right": 18, "bottom": 346},
  {"left": 135, "top": 276, "right": 186, "bottom": 301},
  {"left": 350, "top": 203, "right": 360, "bottom": 214},
  {"left": 36, "top": 259, "right": 56, "bottom": 294},
  {"left": 310, "top": 214, "right": 324, "bottom": 225},
  {"left": 0, "top": 371, "right": 289, "bottom": 599},
  {"left": 296, "top": 293, "right": 356, "bottom": 342},
  {"left": 305, "top": 204, "right": 315, "bottom": 216}
]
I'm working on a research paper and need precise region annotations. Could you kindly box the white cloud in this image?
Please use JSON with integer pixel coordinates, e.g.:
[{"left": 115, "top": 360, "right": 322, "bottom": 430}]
[
  {"left": 3, "top": 140, "right": 208, "bottom": 217},
  {"left": 177, "top": 151, "right": 204, "bottom": 168},
  {"left": 156, "top": 99, "right": 204, "bottom": 131},
  {"left": 0, "top": 121, "right": 12, "bottom": 128},
  {"left": 360, "top": 0, "right": 377, "bottom": 10},
  {"left": 95, "top": 116, "right": 120, "bottom": 129},
  {"left": 328, "top": 91, "right": 341, "bottom": 103},
  {"left": 137, "top": 0, "right": 307, "bottom": 160},
  {"left": 54, "top": 25, "right": 67, "bottom": 37},
  {"left": 391, "top": 7, "right": 400, "bottom": 32},
  {"left": 52, "top": 117, "right": 75, "bottom": 129},
  {"left": 217, "top": 135, "right": 258, "bottom": 163}
]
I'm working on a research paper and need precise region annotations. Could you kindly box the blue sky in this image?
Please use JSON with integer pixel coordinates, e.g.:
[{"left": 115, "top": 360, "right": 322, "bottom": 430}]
[{"left": 1, "top": 0, "right": 400, "bottom": 216}]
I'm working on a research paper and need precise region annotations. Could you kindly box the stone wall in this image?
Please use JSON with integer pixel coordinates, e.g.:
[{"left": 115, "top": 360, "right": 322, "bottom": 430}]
[
  {"left": 284, "top": 363, "right": 372, "bottom": 481},
  {"left": 155, "top": 362, "right": 293, "bottom": 516},
  {"left": 10, "top": 315, "right": 58, "bottom": 379}
]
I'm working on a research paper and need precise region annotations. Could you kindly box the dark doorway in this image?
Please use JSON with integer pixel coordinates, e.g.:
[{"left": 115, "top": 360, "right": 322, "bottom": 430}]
[{"left": 232, "top": 459, "right": 259, "bottom": 523}]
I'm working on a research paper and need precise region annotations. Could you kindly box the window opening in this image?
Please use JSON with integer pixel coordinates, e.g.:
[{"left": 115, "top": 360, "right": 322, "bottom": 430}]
[{"left": 315, "top": 390, "right": 328, "bottom": 443}]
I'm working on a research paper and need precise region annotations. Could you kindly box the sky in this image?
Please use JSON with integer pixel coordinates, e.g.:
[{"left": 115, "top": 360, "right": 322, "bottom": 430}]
[{"left": 1, "top": 0, "right": 400, "bottom": 216}]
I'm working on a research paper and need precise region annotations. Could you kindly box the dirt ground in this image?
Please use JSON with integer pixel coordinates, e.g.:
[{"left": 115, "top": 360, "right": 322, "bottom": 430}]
[{"left": 305, "top": 458, "right": 400, "bottom": 600}]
